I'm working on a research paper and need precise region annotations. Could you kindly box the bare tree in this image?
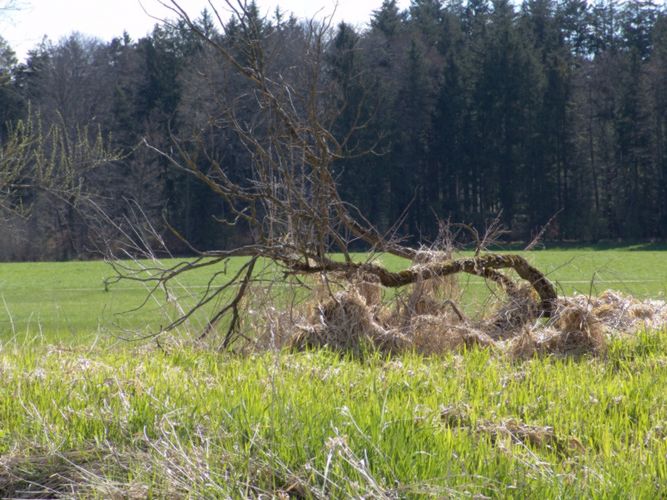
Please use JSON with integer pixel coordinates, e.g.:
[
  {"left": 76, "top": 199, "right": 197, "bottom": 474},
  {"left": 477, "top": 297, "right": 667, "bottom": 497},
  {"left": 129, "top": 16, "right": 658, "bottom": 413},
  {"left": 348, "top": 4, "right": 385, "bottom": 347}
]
[{"left": 110, "top": 0, "right": 557, "bottom": 348}]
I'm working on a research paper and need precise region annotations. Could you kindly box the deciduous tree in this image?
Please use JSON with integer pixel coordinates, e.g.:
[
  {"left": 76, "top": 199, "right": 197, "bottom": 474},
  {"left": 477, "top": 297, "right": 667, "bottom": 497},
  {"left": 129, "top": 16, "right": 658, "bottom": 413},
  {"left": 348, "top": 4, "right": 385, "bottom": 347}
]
[{"left": 109, "top": 0, "right": 558, "bottom": 349}]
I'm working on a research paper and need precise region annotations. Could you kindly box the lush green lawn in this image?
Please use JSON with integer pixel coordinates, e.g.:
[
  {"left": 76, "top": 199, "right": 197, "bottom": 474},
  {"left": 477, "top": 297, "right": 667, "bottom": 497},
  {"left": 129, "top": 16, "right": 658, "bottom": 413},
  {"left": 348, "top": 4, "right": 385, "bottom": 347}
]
[
  {"left": 0, "top": 246, "right": 666, "bottom": 496},
  {"left": 2, "top": 246, "right": 664, "bottom": 339}
]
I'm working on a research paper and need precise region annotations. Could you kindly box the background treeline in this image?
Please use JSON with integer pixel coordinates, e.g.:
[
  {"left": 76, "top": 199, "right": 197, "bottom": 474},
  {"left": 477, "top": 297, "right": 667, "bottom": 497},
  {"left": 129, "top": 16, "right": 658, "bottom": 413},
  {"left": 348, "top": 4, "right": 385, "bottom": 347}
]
[{"left": 1, "top": 0, "right": 667, "bottom": 260}]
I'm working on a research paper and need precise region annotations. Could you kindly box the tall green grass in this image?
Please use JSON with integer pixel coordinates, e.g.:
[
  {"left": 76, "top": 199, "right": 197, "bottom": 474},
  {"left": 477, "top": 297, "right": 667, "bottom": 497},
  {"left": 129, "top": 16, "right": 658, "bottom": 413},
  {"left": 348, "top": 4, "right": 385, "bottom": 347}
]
[
  {"left": 1, "top": 332, "right": 666, "bottom": 496},
  {"left": 1, "top": 247, "right": 666, "bottom": 496}
]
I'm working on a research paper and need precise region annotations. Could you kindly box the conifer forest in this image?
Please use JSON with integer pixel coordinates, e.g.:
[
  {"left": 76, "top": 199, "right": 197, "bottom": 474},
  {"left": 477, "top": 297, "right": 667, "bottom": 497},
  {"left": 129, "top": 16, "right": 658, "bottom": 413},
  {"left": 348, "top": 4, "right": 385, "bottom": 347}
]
[{"left": 1, "top": 0, "right": 667, "bottom": 260}]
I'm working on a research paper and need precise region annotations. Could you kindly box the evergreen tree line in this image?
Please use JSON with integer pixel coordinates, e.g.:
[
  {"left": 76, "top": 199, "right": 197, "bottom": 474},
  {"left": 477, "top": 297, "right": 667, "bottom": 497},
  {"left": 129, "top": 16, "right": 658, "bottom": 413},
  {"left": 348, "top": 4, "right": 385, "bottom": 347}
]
[{"left": 1, "top": 0, "right": 667, "bottom": 260}]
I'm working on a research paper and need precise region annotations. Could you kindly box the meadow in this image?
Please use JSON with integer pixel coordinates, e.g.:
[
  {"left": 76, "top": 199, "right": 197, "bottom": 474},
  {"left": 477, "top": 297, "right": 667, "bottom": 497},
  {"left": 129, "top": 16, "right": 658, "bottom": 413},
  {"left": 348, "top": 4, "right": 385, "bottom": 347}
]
[
  {"left": 2, "top": 244, "right": 666, "bottom": 338},
  {"left": 0, "top": 245, "right": 666, "bottom": 497}
]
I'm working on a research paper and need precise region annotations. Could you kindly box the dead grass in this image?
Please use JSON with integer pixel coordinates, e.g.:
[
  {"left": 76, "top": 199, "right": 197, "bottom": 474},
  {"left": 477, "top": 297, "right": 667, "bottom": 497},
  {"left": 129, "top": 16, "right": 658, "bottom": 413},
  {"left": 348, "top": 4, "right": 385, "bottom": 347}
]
[
  {"left": 0, "top": 422, "right": 230, "bottom": 499},
  {"left": 508, "top": 302, "right": 607, "bottom": 359},
  {"left": 438, "top": 405, "right": 585, "bottom": 456},
  {"left": 487, "top": 285, "right": 540, "bottom": 338},
  {"left": 280, "top": 265, "right": 666, "bottom": 358},
  {"left": 565, "top": 289, "right": 667, "bottom": 333},
  {"left": 410, "top": 316, "right": 495, "bottom": 355},
  {"left": 288, "top": 289, "right": 408, "bottom": 356},
  {"left": 0, "top": 448, "right": 148, "bottom": 499},
  {"left": 476, "top": 419, "right": 585, "bottom": 455}
]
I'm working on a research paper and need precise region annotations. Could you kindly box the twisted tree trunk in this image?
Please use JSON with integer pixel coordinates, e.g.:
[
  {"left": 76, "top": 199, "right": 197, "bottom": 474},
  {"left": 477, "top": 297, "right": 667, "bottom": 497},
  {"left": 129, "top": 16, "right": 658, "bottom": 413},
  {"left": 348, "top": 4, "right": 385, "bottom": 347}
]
[{"left": 289, "top": 253, "right": 558, "bottom": 316}]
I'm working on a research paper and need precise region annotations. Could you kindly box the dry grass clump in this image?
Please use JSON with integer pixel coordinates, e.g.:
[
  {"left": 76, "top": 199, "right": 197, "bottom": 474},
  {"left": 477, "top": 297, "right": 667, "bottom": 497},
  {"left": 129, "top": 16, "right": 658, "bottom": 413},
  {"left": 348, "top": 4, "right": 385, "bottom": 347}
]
[
  {"left": 476, "top": 418, "right": 585, "bottom": 455},
  {"left": 288, "top": 290, "right": 408, "bottom": 355},
  {"left": 0, "top": 421, "right": 233, "bottom": 498},
  {"left": 508, "top": 300, "right": 607, "bottom": 358},
  {"left": 286, "top": 278, "right": 493, "bottom": 357},
  {"left": 283, "top": 264, "right": 666, "bottom": 358},
  {"left": 439, "top": 403, "right": 472, "bottom": 427},
  {"left": 438, "top": 405, "right": 584, "bottom": 455},
  {"left": 0, "top": 448, "right": 148, "bottom": 499},
  {"left": 353, "top": 272, "right": 383, "bottom": 308},
  {"left": 563, "top": 290, "right": 667, "bottom": 333},
  {"left": 410, "top": 316, "right": 494, "bottom": 355},
  {"left": 509, "top": 316, "right": 604, "bottom": 360},
  {"left": 411, "top": 249, "right": 461, "bottom": 304},
  {"left": 487, "top": 285, "right": 540, "bottom": 339},
  {"left": 508, "top": 290, "right": 667, "bottom": 359}
]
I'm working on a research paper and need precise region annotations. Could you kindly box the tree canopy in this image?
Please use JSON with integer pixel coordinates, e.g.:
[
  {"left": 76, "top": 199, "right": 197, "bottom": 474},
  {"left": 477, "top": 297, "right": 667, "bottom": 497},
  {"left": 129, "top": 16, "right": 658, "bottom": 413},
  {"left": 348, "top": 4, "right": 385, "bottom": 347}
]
[{"left": 1, "top": 0, "right": 667, "bottom": 260}]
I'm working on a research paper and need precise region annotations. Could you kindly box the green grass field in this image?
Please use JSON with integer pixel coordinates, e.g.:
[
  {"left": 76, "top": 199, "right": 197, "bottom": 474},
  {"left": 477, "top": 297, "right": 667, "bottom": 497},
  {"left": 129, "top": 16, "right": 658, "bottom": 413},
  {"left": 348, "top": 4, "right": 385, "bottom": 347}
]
[
  {"left": 2, "top": 336, "right": 667, "bottom": 496},
  {"left": 0, "top": 246, "right": 666, "bottom": 496},
  {"left": 1, "top": 246, "right": 665, "bottom": 339}
]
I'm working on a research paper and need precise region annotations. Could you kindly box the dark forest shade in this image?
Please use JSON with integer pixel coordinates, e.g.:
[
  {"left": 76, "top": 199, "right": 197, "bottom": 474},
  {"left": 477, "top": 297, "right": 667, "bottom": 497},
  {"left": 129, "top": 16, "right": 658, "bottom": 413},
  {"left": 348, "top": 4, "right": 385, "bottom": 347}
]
[{"left": 1, "top": 0, "right": 667, "bottom": 259}]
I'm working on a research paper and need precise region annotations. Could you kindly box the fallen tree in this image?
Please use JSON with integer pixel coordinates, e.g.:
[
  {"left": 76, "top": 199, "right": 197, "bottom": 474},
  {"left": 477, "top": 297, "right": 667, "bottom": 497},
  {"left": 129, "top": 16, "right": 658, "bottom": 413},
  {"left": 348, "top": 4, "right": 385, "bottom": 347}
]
[
  {"left": 288, "top": 253, "right": 557, "bottom": 314},
  {"left": 109, "top": 1, "right": 561, "bottom": 352}
]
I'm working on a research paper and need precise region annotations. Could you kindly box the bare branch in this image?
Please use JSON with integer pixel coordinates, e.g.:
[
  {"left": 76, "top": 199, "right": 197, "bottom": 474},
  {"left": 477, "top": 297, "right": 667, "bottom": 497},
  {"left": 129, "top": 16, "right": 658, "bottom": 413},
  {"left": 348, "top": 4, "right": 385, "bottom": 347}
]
[{"left": 105, "top": 1, "right": 559, "bottom": 348}]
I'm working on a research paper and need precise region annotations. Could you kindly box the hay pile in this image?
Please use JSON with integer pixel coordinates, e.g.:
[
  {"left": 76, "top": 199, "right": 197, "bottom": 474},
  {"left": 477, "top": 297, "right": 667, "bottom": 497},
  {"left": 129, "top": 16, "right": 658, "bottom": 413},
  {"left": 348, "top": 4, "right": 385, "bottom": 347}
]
[
  {"left": 288, "top": 290, "right": 408, "bottom": 356},
  {"left": 508, "top": 304, "right": 606, "bottom": 358},
  {"left": 562, "top": 290, "right": 667, "bottom": 333},
  {"left": 283, "top": 267, "right": 666, "bottom": 358}
]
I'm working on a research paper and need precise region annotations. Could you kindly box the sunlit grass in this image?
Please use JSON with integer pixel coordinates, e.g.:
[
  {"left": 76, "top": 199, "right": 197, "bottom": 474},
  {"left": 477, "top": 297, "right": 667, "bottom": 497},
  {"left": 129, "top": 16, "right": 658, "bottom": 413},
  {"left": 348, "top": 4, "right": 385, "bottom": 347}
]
[
  {"left": 1, "top": 246, "right": 666, "bottom": 340},
  {"left": 1, "top": 332, "right": 666, "bottom": 496},
  {"left": 0, "top": 246, "right": 666, "bottom": 495}
]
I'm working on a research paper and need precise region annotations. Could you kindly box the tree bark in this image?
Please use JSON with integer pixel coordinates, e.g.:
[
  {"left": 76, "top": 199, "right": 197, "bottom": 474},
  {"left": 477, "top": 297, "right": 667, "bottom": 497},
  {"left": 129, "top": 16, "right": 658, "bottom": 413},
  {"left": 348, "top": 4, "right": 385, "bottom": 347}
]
[{"left": 290, "top": 253, "right": 557, "bottom": 316}]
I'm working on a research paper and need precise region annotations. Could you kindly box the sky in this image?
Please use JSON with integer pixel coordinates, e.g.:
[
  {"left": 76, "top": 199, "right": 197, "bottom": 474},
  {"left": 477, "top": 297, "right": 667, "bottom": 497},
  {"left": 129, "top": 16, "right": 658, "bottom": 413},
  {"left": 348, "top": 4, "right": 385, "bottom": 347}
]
[{"left": 1, "top": 0, "right": 411, "bottom": 62}]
